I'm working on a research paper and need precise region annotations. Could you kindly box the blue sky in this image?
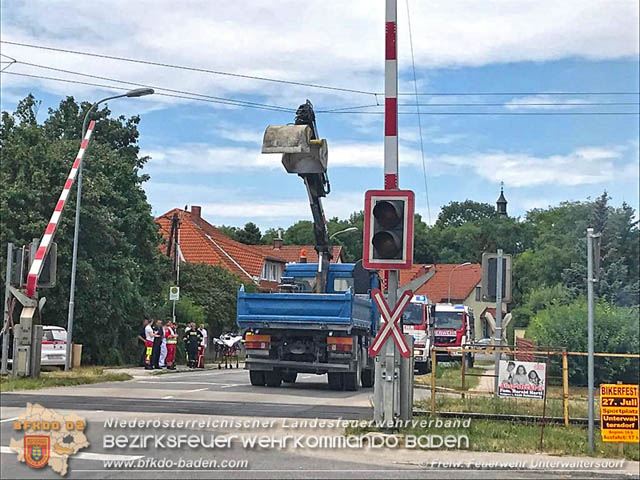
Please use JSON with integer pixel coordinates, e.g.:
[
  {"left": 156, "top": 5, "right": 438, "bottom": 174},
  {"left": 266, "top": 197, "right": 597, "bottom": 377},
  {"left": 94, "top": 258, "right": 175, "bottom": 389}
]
[{"left": 1, "top": 1, "right": 638, "bottom": 230}]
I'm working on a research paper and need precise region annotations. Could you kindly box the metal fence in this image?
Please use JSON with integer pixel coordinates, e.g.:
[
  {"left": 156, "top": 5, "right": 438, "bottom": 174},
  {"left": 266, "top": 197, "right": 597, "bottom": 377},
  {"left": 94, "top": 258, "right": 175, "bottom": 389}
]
[{"left": 424, "top": 345, "right": 640, "bottom": 427}]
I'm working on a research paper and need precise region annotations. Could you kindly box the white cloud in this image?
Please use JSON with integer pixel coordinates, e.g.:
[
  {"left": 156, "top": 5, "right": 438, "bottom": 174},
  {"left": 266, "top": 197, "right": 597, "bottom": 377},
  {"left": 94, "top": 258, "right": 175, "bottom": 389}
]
[
  {"left": 504, "top": 95, "right": 589, "bottom": 110},
  {"left": 435, "top": 146, "right": 627, "bottom": 187},
  {"left": 1, "top": 0, "right": 637, "bottom": 113}
]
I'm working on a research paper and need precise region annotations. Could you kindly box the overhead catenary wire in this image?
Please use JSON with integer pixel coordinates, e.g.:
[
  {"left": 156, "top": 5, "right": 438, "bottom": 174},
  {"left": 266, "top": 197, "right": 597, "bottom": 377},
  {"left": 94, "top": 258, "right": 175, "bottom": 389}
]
[
  {"left": 2, "top": 70, "right": 638, "bottom": 116},
  {"left": 405, "top": 0, "right": 431, "bottom": 224},
  {"left": 2, "top": 41, "right": 639, "bottom": 99},
  {"left": 1, "top": 71, "right": 295, "bottom": 113},
  {"left": 8, "top": 59, "right": 296, "bottom": 112}
]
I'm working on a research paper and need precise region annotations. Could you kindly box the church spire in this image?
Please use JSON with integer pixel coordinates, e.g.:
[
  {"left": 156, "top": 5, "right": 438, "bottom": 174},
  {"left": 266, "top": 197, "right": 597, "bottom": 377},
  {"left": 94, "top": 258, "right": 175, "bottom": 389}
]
[{"left": 496, "top": 182, "right": 508, "bottom": 217}]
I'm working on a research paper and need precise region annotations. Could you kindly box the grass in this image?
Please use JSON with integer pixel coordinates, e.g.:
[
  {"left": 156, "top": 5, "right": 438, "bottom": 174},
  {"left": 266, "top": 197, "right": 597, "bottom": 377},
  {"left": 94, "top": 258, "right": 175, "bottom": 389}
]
[
  {"left": 347, "top": 416, "right": 640, "bottom": 461},
  {"left": 0, "top": 367, "right": 132, "bottom": 392},
  {"left": 415, "top": 362, "right": 483, "bottom": 390},
  {"left": 416, "top": 395, "right": 592, "bottom": 420}
]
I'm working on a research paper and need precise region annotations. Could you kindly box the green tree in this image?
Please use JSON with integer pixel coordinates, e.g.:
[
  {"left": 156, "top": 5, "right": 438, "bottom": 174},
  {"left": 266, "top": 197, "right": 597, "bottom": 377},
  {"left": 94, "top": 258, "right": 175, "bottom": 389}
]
[
  {"left": 236, "top": 222, "right": 262, "bottom": 245},
  {"left": 217, "top": 225, "right": 239, "bottom": 241},
  {"left": 526, "top": 299, "right": 639, "bottom": 386},
  {"left": 178, "top": 262, "right": 258, "bottom": 335},
  {"left": 283, "top": 220, "right": 315, "bottom": 245},
  {"left": 435, "top": 200, "right": 497, "bottom": 228},
  {"left": 1, "top": 95, "right": 167, "bottom": 365}
]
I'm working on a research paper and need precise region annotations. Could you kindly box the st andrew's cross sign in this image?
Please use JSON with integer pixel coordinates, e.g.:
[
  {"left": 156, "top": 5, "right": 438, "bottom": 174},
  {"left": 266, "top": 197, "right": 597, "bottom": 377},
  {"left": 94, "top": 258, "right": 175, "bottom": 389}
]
[{"left": 368, "top": 288, "right": 413, "bottom": 358}]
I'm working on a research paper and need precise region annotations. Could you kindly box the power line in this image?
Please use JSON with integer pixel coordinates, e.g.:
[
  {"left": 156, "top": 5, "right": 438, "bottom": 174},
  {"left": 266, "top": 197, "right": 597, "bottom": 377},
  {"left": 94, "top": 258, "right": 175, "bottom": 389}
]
[
  {"left": 0, "top": 40, "right": 376, "bottom": 96},
  {"left": 2, "top": 41, "right": 638, "bottom": 99},
  {"left": 10, "top": 59, "right": 296, "bottom": 112},
  {"left": 405, "top": 0, "right": 431, "bottom": 224},
  {"left": 1, "top": 71, "right": 294, "bottom": 113},
  {"left": 3, "top": 70, "right": 638, "bottom": 116}
]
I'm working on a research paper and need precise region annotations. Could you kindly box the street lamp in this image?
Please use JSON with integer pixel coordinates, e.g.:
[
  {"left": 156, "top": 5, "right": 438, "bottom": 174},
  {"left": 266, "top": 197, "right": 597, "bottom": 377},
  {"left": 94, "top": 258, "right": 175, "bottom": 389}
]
[
  {"left": 447, "top": 262, "right": 471, "bottom": 304},
  {"left": 329, "top": 226, "right": 358, "bottom": 240},
  {"left": 65, "top": 88, "right": 154, "bottom": 371}
]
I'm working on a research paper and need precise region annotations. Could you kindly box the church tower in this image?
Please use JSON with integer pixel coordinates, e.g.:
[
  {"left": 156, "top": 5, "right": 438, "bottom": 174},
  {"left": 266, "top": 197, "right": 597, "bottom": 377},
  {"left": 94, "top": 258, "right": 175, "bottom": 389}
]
[{"left": 496, "top": 182, "right": 508, "bottom": 217}]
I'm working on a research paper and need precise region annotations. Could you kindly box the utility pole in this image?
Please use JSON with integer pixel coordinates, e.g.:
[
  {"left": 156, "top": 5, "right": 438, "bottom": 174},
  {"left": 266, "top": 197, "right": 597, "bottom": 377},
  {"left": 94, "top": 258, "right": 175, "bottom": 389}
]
[
  {"left": 493, "top": 248, "right": 503, "bottom": 397},
  {"left": 587, "top": 228, "right": 595, "bottom": 452},
  {"left": 374, "top": 0, "right": 405, "bottom": 425}
]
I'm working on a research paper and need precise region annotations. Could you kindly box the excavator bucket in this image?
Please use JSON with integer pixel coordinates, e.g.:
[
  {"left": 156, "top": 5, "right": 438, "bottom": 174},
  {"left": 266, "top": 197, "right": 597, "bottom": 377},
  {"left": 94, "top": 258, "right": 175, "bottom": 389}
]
[{"left": 262, "top": 125, "right": 328, "bottom": 174}]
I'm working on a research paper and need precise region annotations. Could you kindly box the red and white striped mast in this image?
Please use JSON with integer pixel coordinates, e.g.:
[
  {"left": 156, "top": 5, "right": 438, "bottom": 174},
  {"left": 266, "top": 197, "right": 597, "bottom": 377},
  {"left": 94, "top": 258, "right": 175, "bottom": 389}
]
[{"left": 384, "top": 0, "right": 399, "bottom": 191}]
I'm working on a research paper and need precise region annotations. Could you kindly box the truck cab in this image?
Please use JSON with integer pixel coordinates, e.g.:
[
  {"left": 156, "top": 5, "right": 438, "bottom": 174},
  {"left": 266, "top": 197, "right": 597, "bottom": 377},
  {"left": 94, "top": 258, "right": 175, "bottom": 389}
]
[
  {"left": 237, "top": 261, "right": 379, "bottom": 391},
  {"left": 402, "top": 295, "right": 432, "bottom": 374},
  {"left": 433, "top": 304, "right": 475, "bottom": 368}
]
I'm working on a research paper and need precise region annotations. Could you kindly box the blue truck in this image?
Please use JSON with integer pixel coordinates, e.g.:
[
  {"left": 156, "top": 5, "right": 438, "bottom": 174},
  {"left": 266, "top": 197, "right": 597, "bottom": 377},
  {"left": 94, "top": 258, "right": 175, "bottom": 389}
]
[
  {"left": 237, "top": 262, "right": 379, "bottom": 390},
  {"left": 237, "top": 101, "right": 381, "bottom": 391}
]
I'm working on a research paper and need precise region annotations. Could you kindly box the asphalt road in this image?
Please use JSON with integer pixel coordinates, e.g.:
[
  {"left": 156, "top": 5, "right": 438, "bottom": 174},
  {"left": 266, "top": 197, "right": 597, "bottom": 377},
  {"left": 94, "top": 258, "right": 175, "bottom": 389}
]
[{"left": 1, "top": 367, "right": 637, "bottom": 479}]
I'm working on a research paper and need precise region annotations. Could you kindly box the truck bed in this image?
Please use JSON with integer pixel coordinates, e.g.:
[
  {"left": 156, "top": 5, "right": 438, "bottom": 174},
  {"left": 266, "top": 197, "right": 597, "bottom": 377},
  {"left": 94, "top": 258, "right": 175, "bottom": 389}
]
[{"left": 237, "top": 289, "right": 375, "bottom": 332}]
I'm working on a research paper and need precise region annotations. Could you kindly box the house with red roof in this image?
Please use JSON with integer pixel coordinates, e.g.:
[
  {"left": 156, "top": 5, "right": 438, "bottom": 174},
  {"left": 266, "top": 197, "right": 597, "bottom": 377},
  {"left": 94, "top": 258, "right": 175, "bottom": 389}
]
[
  {"left": 399, "top": 263, "right": 507, "bottom": 340},
  {"left": 156, "top": 206, "right": 344, "bottom": 291}
]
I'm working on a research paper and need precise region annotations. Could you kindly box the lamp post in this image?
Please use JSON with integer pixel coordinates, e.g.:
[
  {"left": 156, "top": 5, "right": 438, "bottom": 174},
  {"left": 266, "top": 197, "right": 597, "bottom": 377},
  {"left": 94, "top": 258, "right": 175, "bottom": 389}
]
[
  {"left": 447, "top": 262, "right": 471, "bottom": 304},
  {"left": 65, "top": 88, "right": 154, "bottom": 371},
  {"left": 329, "top": 226, "right": 358, "bottom": 240}
]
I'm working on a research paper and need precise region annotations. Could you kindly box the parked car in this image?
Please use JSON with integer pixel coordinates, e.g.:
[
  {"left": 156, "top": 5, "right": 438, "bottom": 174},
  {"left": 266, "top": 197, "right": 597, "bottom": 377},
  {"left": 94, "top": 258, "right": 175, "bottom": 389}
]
[
  {"left": 41, "top": 326, "right": 67, "bottom": 366},
  {"left": 474, "top": 337, "right": 494, "bottom": 350}
]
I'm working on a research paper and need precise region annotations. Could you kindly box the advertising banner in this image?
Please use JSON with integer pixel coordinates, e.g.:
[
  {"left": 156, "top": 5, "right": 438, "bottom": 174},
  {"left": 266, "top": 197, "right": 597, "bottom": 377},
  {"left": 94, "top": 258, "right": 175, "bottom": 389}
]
[{"left": 498, "top": 360, "right": 546, "bottom": 400}]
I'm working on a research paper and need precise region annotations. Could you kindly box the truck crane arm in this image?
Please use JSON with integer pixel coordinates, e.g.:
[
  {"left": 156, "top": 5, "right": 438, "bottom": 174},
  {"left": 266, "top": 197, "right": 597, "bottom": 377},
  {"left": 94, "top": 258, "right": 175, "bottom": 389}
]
[{"left": 261, "top": 100, "right": 333, "bottom": 293}]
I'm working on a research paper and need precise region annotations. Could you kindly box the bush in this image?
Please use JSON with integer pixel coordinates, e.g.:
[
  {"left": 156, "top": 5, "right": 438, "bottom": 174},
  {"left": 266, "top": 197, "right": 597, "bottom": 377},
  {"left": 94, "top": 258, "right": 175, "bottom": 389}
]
[{"left": 526, "top": 298, "right": 639, "bottom": 385}]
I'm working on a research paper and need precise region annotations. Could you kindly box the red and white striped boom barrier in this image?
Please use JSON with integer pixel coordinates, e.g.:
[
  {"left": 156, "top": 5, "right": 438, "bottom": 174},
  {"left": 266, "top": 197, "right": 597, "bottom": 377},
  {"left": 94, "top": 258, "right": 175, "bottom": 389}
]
[{"left": 25, "top": 120, "right": 96, "bottom": 298}]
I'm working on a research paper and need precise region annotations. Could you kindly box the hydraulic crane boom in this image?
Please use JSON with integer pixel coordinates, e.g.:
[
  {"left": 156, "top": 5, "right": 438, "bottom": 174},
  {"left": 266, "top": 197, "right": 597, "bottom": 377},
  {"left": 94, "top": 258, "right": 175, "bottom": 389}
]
[{"left": 261, "top": 100, "right": 333, "bottom": 293}]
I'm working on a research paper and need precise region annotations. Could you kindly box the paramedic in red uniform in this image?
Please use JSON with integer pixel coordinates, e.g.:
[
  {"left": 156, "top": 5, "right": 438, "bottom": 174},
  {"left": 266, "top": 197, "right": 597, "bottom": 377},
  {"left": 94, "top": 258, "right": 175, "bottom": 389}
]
[{"left": 165, "top": 321, "right": 178, "bottom": 370}]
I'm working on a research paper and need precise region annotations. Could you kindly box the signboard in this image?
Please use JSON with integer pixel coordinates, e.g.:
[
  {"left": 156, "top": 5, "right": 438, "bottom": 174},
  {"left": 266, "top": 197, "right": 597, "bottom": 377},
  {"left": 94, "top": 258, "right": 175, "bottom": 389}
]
[
  {"left": 368, "top": 288, "right": 413, "bottom": 358},
  {"left": 600, "top": 384, "right": 639, "bottom": 443},
  {"left": 481, "top": 253, "right": 512, "bottom": 303},
  {"left": 169, "top": 286, "right": 180, "bottom": 301},
  {"left": 498, "top": 360, "right": 546, "bottom": 399}
]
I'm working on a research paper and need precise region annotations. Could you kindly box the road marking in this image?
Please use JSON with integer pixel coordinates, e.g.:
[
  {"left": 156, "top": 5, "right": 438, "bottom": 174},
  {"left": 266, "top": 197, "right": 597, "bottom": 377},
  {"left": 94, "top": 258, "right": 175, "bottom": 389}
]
[
  {"left": 183, "top": 388, "right": 208, "bottom": 393},
  {"left": 219, "top": 384, "right": 243, "bottom": 389},
  {"left": 161, "top": 396, "right": 174, "bottom": 399},
  {"left": 0, "top": 446, "right": 143, "bottom": 461},
  {"left": 0, "top": 417, "right": 18, "bottom": 424},
  {"left": 137, "top": 381, "right": 235, "bottom": 386}
]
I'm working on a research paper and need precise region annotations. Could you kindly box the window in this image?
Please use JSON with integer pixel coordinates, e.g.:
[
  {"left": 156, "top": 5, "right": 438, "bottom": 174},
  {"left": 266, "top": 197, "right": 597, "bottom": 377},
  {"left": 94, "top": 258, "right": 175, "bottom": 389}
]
[
  {"left": 261, "top": 261, "right": 283, "bottom": 282},
  {"left": 434, "top": 312, "right": 463, "bottom": 329},
  {"left": 333, "top": 277, "right": 354, "bottom": 293},
  {"left": 402, "top": 303, "right": 424, "bottom": 325}
]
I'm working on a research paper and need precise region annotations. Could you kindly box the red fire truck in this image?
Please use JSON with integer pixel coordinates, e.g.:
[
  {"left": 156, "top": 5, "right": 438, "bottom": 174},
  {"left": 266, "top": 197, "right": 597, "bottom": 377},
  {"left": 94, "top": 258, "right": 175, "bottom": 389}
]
[{"left": 432, "top": 304, "right": 475, "bottom": 368}]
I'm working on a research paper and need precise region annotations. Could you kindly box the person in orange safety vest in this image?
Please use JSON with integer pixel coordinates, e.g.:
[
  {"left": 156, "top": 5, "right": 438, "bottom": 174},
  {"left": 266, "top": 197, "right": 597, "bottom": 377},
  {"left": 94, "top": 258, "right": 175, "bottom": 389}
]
[{"left": 165, "top": 321, "right": 178, "bottom": 370}]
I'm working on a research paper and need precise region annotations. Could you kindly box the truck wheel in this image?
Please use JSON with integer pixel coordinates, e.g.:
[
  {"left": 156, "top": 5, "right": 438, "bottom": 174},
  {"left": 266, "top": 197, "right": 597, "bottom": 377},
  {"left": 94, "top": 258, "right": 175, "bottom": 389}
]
[
  {"left": 416, "top": 363, "right": 429, "bottom": 375},
  {"left": 265, "top": 371, "right": 282, "bottom": 387},
  {"left": 282, "top": 372, "right": 298, "bottom": 384},
  {"left": 249, "top": 370, "right": 265, "bottom": 386},
  {"left": 328, "top": 372, "right": 343, "bottom": 391},
  {"left": 361, "top": 368, "right": 374, "bottom": 388},
  {"left": 344, "top": 358, "right": 361, "bottom": 392}
]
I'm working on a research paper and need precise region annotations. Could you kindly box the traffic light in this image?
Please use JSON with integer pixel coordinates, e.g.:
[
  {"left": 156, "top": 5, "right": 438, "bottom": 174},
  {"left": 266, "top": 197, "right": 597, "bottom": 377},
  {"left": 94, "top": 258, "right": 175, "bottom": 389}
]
[{"left": 363, "top": 189, "right": 414, "bottom": 270}]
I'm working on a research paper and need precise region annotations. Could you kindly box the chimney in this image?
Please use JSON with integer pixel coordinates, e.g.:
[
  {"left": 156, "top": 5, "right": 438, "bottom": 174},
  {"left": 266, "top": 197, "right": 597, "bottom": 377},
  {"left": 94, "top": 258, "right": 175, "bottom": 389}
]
[
  {"left": 191, "top": 205, "right": 202, "bottom": 226},
  {"left": 273, "top": 232, "right": 282, "bottom": 250}
]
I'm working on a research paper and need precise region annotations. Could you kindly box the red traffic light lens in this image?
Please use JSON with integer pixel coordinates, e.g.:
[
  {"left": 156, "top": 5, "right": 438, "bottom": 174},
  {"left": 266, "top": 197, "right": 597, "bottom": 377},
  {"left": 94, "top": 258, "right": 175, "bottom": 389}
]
[{"left": 373, "top": 200, "right": 402, "bottom": 229}]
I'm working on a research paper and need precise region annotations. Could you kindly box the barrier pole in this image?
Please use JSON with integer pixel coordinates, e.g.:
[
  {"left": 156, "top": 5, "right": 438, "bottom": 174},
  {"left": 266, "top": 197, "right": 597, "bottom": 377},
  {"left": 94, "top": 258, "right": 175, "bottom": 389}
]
[{"left": 430, "top": 347, "right": 436, "bottom": 417}]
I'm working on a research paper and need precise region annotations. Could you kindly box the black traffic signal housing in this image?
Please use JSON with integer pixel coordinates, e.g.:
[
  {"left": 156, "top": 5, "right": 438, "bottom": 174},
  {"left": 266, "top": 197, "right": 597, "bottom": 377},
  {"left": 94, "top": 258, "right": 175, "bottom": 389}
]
[{"left": 363, "top": 190, "right": 414, "bottom": 270}]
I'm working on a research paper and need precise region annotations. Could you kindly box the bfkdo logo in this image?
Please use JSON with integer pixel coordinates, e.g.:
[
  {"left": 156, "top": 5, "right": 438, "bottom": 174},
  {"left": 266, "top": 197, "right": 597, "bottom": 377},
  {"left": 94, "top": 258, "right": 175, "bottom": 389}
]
[
  {"left": 24, "top": 435, "right": 50, "bottom": 468},
  {"left": 10, "top": 403, "right": 89, "bottom": 476}
]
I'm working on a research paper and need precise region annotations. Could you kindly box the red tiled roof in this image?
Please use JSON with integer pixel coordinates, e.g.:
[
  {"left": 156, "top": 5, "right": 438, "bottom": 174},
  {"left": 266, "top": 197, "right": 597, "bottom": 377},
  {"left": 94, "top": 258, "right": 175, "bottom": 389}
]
[
  {"left": 398, "top": 263, "right": 482, "bottom": 303},
  {"left": 254, "top": 245, "right": 344, "bottom": 264},
  {"left": 156, "top": 208, "right": 284, "bottom": 287}
]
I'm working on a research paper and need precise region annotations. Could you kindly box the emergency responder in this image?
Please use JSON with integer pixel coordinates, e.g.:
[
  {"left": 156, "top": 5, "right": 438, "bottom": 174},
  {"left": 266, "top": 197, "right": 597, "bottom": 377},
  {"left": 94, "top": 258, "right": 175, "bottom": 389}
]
[
  {"left": 143, "top": 319, "right": 154, "bottom": 370},
  {"left": 183, "top": 321, "right": 202, "bottom": 368},
  {"left": 165, "top": 321, "right": 178, "bottom": 369},
  {"left": 151, "top": 319, "right": 164, "bottom": 369},
  {"left": 197, "top": 323, "right": 208, "bottom": 368},
  {"left": 137, "top": 319, "right": 150, "bottom": 367}
]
